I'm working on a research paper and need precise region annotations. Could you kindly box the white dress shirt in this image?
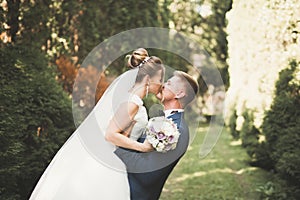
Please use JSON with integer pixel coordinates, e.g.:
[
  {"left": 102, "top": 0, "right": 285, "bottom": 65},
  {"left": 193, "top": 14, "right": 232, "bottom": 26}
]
[{"left": 164, "top": 109, "right": 184, "bottom": 117}]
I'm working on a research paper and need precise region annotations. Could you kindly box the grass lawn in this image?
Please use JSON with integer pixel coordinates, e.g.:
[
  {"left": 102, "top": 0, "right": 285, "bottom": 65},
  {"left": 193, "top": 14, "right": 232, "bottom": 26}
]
[{"left": 160, "top": 124, "right": 272, "bottom": 200}]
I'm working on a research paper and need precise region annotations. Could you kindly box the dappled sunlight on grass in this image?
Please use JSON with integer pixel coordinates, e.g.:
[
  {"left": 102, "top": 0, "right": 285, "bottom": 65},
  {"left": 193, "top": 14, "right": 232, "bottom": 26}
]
[
  {"left": 201, "top": 158, "right": 217, "bottom": 164},
  {"left": 206, "top": 166, "right": 259, "bottom": 176},
  {"left": 197, "top": 126, "right": 209, "bottom": 133},
  {"left": 170, "top": 166, "right": 259, "bottom": 184},
  {"left": 230, "top": 139, "right": 242, "bottom": 146},
  {"left": 172, "top": 171, "right": 207, "bottom": 183},
  {"left": 160, "top": 125, "right": 272, "bottom": 199},
  {"left": 209, "top": 167, "right": 237, "bottom": 174},
  {"left": 235, "top": 167, "right": 258, "bottom": 175}
]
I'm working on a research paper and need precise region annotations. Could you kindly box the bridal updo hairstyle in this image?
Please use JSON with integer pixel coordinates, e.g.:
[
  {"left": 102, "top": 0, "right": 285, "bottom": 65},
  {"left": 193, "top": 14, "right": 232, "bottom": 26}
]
[{"left": 127, "top": 48, "right": 165, "bottom": 83}]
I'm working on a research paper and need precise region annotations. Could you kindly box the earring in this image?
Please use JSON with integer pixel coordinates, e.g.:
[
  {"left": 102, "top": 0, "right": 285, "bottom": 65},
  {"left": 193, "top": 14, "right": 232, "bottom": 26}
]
[{"left": 146, "top": 84, "right": 149, "bottom": 98}]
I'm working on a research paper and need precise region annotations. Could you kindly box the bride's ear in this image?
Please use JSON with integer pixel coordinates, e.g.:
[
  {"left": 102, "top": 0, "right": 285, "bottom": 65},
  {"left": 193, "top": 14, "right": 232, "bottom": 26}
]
[{"left": 142, "top": 75, "right": 150, "bottom": 85}]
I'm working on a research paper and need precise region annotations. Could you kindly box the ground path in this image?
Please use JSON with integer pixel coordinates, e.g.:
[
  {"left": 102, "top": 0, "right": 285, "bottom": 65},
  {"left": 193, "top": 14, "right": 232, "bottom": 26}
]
[{"left": 160, "top": 125, "right": 271, "bottom": 200}]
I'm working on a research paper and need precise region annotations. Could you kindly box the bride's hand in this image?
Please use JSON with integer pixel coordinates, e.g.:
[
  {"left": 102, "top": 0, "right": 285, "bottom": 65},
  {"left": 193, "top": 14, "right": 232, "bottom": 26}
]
[{"left": 139, "top": 140, "right": 154, "bottom": 152}]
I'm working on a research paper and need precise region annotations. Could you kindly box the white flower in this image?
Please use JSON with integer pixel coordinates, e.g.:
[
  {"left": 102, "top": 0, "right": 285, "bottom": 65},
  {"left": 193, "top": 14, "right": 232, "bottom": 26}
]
[
  {"left": 156, "top": 143, "right": 165, "bottom": 152},
  {"left": 163, "top": 125, "right": 175, "bottom": 136},
  {"left": 152, "top": 139, "right": 160, "bottom": 147},
  {"left": 146, "top": 116, "right": 181, "bottom": 153}
]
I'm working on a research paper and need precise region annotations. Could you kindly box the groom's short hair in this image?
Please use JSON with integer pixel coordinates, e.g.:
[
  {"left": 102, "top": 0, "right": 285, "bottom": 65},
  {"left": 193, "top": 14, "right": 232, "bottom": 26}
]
[{"left": 174, "top": 71, "right": 199, "bottom": 107}]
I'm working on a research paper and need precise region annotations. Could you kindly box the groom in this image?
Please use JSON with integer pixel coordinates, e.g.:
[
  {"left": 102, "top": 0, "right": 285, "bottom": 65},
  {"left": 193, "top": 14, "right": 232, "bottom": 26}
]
[{"left": 115, "top": 71, "right": 199, "bottom": 200}]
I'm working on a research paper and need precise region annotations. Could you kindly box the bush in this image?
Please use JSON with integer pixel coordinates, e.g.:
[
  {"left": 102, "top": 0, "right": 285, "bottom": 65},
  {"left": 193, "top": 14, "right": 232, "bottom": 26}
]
[
  {"left": 256, "top": 176, "right": 300, "bottom": 200},
  {"left": 228, "top": 109, "right": 240, "bottom": 139},
  {"left": 240, "top": 110, "right": 260, "bottom": 158},
  {"left": 256, "top": 181, "right": 287, "bottom": 200},
  {"left": 257, "top": 60, "right": 300, "bottom": 198},
  {"left": 0, "top": 45, "right": 75, "bottom": 199}
]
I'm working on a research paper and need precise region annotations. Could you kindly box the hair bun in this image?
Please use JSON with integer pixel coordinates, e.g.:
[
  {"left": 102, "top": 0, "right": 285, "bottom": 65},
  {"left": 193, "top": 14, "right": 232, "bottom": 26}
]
[{"left": 128, "top": 48, "right": 149, "bottom": 68}]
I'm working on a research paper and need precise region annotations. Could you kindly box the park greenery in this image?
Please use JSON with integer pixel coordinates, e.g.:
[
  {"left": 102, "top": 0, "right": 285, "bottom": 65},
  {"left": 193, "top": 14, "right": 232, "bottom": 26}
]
[
  {"left": 1, "top": 0, "right": 299, "bottom": 199},
  {"left": 226, "top": 0, "right": 300, "bottom": 198}
]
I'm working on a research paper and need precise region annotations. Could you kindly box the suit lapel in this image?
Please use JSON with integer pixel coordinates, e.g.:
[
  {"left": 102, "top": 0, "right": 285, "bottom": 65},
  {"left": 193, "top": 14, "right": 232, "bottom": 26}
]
[{"left": 167, "top": 112, "right": 182, "bottom": 128}]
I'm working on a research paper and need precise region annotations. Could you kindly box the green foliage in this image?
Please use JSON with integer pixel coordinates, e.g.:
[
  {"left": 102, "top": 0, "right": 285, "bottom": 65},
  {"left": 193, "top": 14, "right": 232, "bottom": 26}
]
[
  {"left": 257, "top": 60, "right": 300, "bottom": 198},
  {"left": 226, "top": 1, "right": 300, "bottom": 197},
  {"left": 2, "top": 0, "right": 81, "bottom": 59},
  {"left": 76, "top": 0, "right": 170, "bottom": 64},
  {"left": 200, "top": 0, "right": 232, "bottom": 87},
  {"left": 256, "top": 176, "right": 300, "bottom": 200},
  {"left": 225, "top": 0, "right": 300, "bottom": 134},
  {"left": 161, "top": 125, "right": 273, "bottom": 199},
  {"left": 240, "top": 110, "right": 260, "bottom": 158},
  {"left": 256, "top": 181, "right": 287, "bottom": 200},
  {"left": 228, "top": 109, "right": 239, "bottom": 139},
  {"left": 3, "top": 0, "right": 172, "bottom": 62},
  {"left": 168, "top": 0, "right": 232, "bottom": 92},
  {"left": 198, "top": 65, "right": 225, "bottom": 95},
  {"left": 0, "top": 45, "right": 75, "bottom": 199}
]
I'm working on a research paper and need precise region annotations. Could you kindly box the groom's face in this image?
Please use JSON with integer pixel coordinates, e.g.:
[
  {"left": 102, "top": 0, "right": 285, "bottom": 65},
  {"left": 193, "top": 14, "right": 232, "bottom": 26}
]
[{"left": 160, "top": 75, "right": 184, "bottom": 102}]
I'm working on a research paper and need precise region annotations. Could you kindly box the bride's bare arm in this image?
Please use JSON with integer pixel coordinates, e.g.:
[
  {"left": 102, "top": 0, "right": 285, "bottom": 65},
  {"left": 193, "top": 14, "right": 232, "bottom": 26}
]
[
  {"left": 105, "top": 102, "right": 152, "bottom": 152},
  {"left": 121, "top": 122, "right": 135, "bottom": 138}
]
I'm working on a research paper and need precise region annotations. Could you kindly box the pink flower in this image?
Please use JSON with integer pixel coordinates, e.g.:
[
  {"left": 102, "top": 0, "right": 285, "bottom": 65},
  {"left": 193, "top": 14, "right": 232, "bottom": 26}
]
[
  {"left": 164, "top": 144, "right": 173, "bottom": 151},
  {"left": 157, "top": 132, "right": 166, "bottom": 140},
  {"left": 168, "top": 135, "right": 175, "bottom": 143},
  {"left": 146, "top": 116, "right": 180, "bottom": 153}
]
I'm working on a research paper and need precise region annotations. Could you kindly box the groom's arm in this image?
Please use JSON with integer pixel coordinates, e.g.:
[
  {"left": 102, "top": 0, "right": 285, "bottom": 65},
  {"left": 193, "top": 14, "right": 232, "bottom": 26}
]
[{"left": 114, "top": 125, "right": 189, "bottom": 173}]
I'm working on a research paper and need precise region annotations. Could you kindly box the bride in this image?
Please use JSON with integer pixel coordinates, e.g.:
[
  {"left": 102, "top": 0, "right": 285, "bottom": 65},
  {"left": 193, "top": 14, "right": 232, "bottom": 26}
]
[{"left": 29, "top": 48, "right": 165, "bottom": 200}]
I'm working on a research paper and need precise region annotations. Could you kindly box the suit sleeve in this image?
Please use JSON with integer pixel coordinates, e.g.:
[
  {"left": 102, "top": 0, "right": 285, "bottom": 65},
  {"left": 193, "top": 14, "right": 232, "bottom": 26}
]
[{"left": 114, "top": 125, "right": 189, "bottom": 173}]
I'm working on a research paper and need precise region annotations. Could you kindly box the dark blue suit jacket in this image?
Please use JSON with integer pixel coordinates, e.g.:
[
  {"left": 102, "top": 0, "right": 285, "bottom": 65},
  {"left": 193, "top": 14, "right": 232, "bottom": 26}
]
[{"left": 115, "top": 112, "right": 189, "bottom": 200}]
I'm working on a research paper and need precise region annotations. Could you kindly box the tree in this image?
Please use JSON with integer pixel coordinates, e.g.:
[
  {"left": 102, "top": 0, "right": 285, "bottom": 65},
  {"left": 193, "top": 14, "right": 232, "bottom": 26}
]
[
  {"left": 0, "top": 45, "right": 75, "bottom": 199},
  {"left": 0, "top": 1, "right": 174, "bottom": 198},
  {"left": 225, "top": 0, "right": 300, "bottom": 130},
  {"left": 259, "top": 61, "right": 300, "bottom": 187},
  {"left": 168, "top": 0, "right": 232, "bottom": 90}
]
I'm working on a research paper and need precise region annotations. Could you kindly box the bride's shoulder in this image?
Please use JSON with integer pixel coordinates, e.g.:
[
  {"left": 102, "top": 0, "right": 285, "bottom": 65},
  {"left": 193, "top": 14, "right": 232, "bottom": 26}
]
[{"left": 128, "top": 94, "right": 143, "bottom": 106}]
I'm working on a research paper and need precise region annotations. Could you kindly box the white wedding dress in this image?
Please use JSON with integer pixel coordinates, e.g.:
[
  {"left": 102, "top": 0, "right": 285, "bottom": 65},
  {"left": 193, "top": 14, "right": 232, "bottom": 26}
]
[{"left": 30, "top": 69, "right": 148, "bottom": 200}]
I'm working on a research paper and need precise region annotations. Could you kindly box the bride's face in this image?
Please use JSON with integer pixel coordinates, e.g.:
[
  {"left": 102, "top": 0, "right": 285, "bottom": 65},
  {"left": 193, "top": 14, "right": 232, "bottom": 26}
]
[{"left": 149, "top": 70, "right": 164, "bottom": 95}]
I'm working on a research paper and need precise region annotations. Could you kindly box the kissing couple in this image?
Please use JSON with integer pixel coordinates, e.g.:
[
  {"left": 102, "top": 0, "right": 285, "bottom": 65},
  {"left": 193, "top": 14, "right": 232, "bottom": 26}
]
[{"left": 30, "top": 48, "right": 199, "bottom": 200}]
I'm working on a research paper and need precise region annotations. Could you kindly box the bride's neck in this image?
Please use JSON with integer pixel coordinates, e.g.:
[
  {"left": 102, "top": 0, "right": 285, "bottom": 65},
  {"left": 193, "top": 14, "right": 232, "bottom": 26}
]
[{"left": 130, "top": 83, "right": 146, "bottom": 99}]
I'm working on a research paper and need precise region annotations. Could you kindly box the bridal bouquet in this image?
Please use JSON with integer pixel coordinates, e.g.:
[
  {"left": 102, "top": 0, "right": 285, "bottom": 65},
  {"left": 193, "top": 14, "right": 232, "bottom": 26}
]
[{"left": 146, "top": 116, "right": 180, "bottom": 153}]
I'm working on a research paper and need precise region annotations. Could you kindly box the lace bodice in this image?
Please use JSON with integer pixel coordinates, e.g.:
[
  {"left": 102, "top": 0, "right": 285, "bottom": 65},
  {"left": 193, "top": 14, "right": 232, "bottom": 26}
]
[{"left": 128, "top": 94, "right": 148, "bottom": 141}]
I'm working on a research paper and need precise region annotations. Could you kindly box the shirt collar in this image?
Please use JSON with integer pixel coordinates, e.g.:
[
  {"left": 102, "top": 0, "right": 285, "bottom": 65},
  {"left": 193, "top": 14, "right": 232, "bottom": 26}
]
[{"left": 164, "top": 109, "right": 184, "bottom": 117}]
